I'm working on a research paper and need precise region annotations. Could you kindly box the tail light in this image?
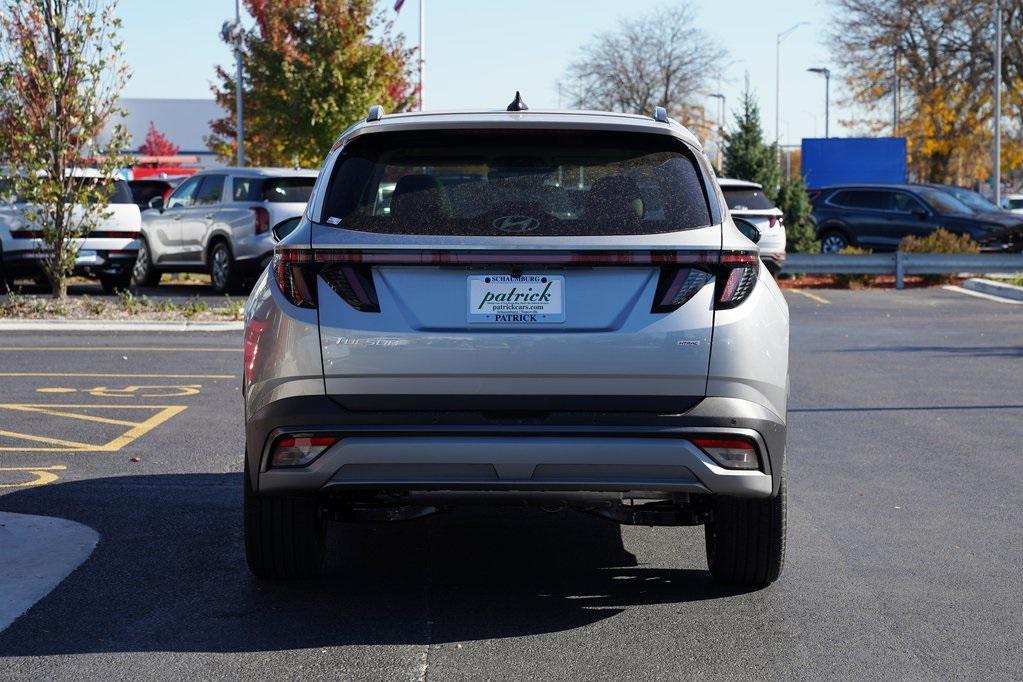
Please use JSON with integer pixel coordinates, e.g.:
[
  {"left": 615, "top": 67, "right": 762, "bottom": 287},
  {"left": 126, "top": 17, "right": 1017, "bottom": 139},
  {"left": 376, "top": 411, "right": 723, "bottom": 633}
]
[
  {"left": 716, "top": 253, "right": 759, "bottom": 309},
  {"left": 692, "top": 436, "right": 759, "bottom": 470},
  {"left": 271, "top": 247, "right": 756, "bottom": 312},
  {"left": 252, "top": 207, "right": 270, "bottom": 234},
  {"left": 767, "top": 216, "right": 777, "bottom": 228},
  {"left": 270, "top": 435, "right": 338, "bottom": 467}
]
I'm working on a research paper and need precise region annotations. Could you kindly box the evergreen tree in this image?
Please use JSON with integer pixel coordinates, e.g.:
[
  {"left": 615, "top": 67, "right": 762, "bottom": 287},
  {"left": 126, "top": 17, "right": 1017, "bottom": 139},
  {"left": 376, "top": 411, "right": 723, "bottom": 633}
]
[
  {"left": 722, "top": 87, "right": 780, "bottom": 199},
  {"left": 776, "top": 176, "right": 819, "bottom": 253}
]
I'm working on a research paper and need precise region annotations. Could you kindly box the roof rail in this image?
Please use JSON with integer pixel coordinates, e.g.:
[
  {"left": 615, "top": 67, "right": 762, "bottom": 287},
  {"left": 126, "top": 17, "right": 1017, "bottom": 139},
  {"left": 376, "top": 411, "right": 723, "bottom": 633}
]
[
  {"left": 652, "top": 106, "right": 669, "bottom": 123},
  {"left": 367, "top": 105, "right": 384, "bottom": 122}
]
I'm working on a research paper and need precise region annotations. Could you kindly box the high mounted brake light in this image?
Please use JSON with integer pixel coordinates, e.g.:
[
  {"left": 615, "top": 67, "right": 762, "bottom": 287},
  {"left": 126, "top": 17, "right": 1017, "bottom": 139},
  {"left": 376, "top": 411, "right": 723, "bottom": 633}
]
[{"left": 271, "top": 247, "right": 757, "bottom": 312}]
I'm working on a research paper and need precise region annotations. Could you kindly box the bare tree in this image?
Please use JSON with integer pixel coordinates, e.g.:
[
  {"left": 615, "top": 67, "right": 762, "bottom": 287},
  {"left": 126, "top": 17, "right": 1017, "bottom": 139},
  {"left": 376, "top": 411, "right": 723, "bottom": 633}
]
[{"left": 562, "top": 4, "right": 726, "bottom": 118}]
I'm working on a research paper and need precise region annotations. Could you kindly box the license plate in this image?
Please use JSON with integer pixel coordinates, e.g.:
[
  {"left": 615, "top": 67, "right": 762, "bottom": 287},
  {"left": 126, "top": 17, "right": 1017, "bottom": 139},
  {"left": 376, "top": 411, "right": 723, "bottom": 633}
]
[{"left": 467, "top": 274, "right": 565, "bottom": 324}]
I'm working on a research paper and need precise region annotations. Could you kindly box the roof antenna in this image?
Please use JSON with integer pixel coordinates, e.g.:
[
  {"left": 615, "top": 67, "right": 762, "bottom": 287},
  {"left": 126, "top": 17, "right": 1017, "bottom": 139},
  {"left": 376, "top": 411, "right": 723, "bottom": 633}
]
[{"left": 507, "top": 91, "right": 529, "bottom": 112}]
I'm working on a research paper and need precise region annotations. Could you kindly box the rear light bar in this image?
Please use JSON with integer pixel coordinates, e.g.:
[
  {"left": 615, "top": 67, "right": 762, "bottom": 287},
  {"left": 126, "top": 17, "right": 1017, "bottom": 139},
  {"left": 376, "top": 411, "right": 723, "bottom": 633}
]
[
  {"left": 272, "top": 247, "right": 758, "bottom": 312},
  {"left": 692, "top": 436, "right": 760, "bottom": 470}
]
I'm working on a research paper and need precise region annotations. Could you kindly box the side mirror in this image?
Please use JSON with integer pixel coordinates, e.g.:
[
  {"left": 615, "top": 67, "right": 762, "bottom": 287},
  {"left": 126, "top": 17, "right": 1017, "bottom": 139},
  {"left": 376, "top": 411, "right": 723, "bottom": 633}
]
[
  {"left": 914, "top": 209, "right": 929, "bottom": 220},
  {"left": 733, "top": 217, "right": 762, "bottom": 244},
  {"left": 149, "top": 196, "right": 165, "bottom": 213},
  {"left": 271, "top": 216, "right": 301, "bottom": 242}
]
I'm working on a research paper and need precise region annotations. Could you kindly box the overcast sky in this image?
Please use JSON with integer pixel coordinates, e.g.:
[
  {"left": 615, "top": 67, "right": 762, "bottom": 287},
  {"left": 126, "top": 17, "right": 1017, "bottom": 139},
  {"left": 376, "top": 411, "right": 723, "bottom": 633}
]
[{"left": 117, "top": 0, "right": 854, "bottom": 147}]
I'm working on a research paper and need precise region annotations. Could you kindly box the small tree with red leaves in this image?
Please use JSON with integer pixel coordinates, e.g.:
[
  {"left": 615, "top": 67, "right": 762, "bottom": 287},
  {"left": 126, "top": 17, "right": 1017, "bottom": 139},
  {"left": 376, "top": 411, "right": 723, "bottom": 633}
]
[{"left": 138, "top": 122, "right": 179, "bottom": 157}]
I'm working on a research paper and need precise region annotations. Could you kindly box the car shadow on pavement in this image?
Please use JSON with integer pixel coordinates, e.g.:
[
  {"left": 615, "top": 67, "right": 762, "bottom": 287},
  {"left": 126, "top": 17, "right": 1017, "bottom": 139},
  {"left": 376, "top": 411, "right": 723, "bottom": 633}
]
[{"left": 0, "top": 473, "right": 748, "bottom": 655}]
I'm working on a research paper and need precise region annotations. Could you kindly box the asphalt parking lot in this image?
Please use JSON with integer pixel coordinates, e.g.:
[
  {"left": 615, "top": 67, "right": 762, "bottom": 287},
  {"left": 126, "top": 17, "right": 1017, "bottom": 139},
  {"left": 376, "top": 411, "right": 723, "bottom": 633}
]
[{"left": 0, "top": 286, "right": 1020, "bottom": 679}]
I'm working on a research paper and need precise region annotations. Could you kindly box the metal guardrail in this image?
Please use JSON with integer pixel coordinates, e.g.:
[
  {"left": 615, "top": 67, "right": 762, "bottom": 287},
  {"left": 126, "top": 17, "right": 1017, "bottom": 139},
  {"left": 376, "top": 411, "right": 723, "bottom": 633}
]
[{"left": 783, "top": 253, "right": 1023, "bottom": 289}]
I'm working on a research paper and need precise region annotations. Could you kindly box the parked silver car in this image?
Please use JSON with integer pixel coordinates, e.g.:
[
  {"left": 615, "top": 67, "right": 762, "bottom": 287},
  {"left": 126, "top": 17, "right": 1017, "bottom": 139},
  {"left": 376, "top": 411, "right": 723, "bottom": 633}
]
[
  {"left": 135, "top": 167, "right": 317, "bottom": 293},
  {"left": 242, "top": 105, "right": 790, "bottom": 587},
  {"left": 719, "top": 178, "right": 786, "bottom": 272}
]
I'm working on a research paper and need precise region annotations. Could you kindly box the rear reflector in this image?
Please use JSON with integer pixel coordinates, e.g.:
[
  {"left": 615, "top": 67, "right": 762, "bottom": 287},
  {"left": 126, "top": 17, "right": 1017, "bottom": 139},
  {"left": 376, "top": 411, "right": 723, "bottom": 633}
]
[
  {"left": 270, "top": 435, "right": 338, "bottom": 467},
  {"left": 692, "top": 437, "right": 759, "bottom": 470}
]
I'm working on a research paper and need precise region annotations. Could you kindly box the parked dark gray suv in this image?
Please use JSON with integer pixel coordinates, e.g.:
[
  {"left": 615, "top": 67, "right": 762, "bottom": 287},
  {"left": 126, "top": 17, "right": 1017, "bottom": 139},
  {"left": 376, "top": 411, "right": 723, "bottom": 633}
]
[{"left": 809, "top": 184, "right": 1022, "bottom": 253}]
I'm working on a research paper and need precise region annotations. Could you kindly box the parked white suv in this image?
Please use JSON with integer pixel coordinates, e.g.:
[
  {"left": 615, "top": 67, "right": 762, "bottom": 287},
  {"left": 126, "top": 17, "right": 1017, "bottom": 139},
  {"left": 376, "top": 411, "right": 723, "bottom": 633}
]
[
  {"left": 135, "top": 168, "right": 317, "bottom": 293},
  {"left": 0, "top": 170, "right": 141, "bottom": 293},
  {"left": 243, "top": 105, "right": 789, "bottom": 587},
  {"left": 719, "top": 178, "right": 786, "bottom": 272}
]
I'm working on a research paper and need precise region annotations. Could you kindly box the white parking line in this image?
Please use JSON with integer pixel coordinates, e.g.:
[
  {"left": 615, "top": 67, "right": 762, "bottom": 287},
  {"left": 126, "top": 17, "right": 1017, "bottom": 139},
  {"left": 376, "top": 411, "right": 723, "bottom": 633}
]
[
  {"left": 942, "top": 285, "right": 1023, "bottom": 305},
  {"left": 0, "top": 512, "right": 99, "bottom": 633},
  {"left": 787, "top": 289, "right": 831, "bottom": 305}
]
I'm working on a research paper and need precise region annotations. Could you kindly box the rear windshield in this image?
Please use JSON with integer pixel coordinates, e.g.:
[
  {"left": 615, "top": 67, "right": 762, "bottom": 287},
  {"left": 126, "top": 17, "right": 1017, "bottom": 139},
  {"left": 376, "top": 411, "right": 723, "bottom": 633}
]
[
  {"left": 106, "top": 179, "right": 134, "bottom": 204},
  {"left": 320, "top": 130, "right": 712, "bottom": 236},
  {"left": 722, "top": 188, "right": 775, "bottom": 211},
  {"left": 233, "top": 177, "right": 315, "bottom": 203}
]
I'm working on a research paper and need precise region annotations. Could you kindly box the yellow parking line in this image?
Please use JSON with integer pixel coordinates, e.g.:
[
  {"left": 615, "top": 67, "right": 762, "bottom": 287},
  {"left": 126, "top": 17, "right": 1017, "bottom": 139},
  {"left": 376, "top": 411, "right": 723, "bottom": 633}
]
[
  {"left": 0, "top": 465, "right": 67, "bottom": 489},
  {"left": 0, "top": 372, "right": 234, "bottom": 379},
  {"left": 0, "top": 404, "right": 139, "bottom": 427},
  {"left": 0, "top": 347, "right": 241, "bottom": 353},
  {"left": 0, "top": 404, "right": 188, "bottom": 452},
  {"left": 101, "top": 405, "right": 188, "bottom": 451},
  {"left": 789, "top": 289, "right": 831, "bottom": 305},
  {"left": 0, "top": 429, "right": 95, "bottom": 450}
]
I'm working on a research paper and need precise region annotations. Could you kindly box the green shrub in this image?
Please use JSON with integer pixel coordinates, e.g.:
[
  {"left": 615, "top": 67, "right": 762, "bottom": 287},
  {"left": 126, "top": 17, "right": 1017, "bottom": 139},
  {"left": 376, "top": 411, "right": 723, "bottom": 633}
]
[
  {"left": 834, "top": 246, "right": 873, "bottom": 288},
  {"left": 898, "top": 228, "right": 979, "bottom": 254},
  {"left": 899, "top": 228, "right": 979, "bottom": 284}
]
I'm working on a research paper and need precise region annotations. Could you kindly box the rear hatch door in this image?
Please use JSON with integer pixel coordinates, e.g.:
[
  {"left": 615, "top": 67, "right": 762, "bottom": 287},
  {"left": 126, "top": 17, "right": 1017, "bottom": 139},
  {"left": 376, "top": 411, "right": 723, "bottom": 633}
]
[{"left": 311, "top": 127, "right": 722, "bottom": 412}]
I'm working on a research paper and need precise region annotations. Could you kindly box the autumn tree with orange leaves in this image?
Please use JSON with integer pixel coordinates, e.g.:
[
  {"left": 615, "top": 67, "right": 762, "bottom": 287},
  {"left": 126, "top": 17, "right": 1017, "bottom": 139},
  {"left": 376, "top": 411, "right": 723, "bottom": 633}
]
[
  {"left": 208, "top": 0, "right": 416, "bottom": 168},
  {"left": 829, "top": 0, "right": 1023, "bottom": 186}
]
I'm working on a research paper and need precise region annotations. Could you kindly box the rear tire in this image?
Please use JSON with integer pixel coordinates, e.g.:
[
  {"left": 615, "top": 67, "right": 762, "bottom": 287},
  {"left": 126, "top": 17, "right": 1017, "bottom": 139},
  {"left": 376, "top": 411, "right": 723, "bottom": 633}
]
[
  {"left": 99, "top": 273, "right": 132, "bottom": 295},
  {"left": 243, "top": 457, "right": 325, "bottom": 579},
  {"left": 705, "top": 480, "right": 786, "bottom": 588},
  {"left": 133, "top": 237, "right": 161, "bottom": 287},
  {"left": 820, "top": 231, "right": 849, "bottom": 254},
  {"left": 209, "top": 241, "right": 238, "bottom": 294}
]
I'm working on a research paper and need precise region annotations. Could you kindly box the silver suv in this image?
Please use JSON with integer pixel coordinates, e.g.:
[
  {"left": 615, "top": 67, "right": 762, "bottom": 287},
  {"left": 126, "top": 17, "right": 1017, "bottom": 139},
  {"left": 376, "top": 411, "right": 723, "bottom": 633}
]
[
  {"left": 242, "top": 105, "right": 790, "bottom": 587},
  {"left": 135, "top": 168, "right": 317, "bottom": 293}
]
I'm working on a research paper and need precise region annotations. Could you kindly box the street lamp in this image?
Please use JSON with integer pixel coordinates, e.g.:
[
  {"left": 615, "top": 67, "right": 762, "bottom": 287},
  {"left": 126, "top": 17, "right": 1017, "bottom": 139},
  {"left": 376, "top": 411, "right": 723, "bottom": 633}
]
[
  {"left": 709, "top": 93, "right": 726, "bottom": 171},
  {"left": 223, "top": 0, "right": 244, "bottom": 167},
  {"left": 994, "top": 0, "right": 1002, "bottom": 206},
  {"left": 776, "top": 22, "right": 809, "bottom": 148},
  {"left": 807, "top": 67, "right": 831, "bottom": 138}
]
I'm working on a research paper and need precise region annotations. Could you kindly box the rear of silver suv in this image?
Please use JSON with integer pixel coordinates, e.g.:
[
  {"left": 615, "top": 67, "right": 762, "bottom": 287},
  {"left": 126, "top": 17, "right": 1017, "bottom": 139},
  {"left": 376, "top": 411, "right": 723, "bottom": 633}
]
[{"left": 242, "top": 109, "right": 789, "bottom": 587}]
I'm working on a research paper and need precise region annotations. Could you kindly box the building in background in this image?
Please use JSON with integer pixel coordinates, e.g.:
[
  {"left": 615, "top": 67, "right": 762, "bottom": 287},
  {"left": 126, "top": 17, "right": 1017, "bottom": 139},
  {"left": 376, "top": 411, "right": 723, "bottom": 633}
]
[{"left": 100, "top": 98, "right": 223, "bottom": 169}]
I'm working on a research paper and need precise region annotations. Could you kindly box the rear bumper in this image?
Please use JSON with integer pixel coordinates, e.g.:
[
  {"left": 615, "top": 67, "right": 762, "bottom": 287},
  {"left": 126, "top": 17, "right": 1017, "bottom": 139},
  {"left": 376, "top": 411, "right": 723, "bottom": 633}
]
[
  {"left": 3, "top": 243, "right": 138, "bottom": 279},
  {"left": 245, "top": 395, "right": 786, "bottom": 500}
]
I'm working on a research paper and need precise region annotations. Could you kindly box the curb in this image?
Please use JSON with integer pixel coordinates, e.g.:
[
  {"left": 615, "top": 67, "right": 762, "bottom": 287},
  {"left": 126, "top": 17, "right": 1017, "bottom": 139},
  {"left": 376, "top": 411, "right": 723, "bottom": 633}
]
[
  {"left": 0, "top": 319, "right": 243, "bottom": 331},
  {"left": 962, "top": 277, "right": 1023, "bottom": 302},
  {"left": 0, "top": 512, "right": 100, "bottom": 633}
]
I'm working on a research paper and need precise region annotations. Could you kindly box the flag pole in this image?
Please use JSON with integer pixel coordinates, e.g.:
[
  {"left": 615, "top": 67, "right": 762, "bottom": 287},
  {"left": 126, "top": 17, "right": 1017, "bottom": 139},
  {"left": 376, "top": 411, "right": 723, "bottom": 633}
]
[{"left": 419, "top": 0, "right": 425, "bottom": 111}]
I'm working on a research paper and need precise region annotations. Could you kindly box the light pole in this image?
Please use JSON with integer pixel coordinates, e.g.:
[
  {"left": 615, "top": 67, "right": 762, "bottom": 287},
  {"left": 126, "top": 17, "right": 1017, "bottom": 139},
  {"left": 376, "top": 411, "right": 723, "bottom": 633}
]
[
  {"left": 808, "top": 67, "right": 831, "bottom": 138},
  {"left": 994, "top": 0, "right": 1002, "bottom": 205},
  {"left": 709, "top": 93, "right": 725, "bottom": 172},
  {"left": 775, "top": 22, "right": 808, "bottom": 148},
  {"left": 223, "top": 1, "right": 244, "bottom": 166}
]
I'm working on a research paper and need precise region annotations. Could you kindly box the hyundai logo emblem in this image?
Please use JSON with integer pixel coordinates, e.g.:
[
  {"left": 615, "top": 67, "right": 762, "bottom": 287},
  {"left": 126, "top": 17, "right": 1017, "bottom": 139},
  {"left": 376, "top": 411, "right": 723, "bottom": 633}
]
[{"left": 492, "top": 215, "right": 541, "bottom": 233}]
